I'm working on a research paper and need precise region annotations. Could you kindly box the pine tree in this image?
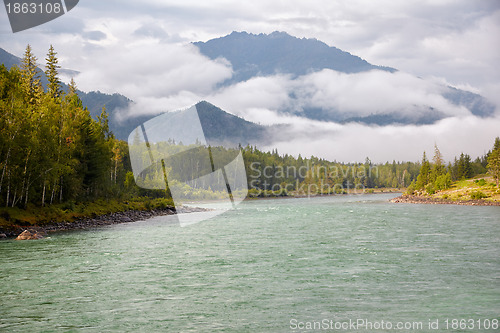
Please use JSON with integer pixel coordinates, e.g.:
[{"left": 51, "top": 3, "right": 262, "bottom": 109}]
[
  {"left": 20, "top": 44, "right": 43, "bottom": 107},
  {"left": 431, "top": 144, "right": 445, "bottom": 182},
  {"left": 68, "top": 77, "right": 77, "bottom": 95},
  {"left": 416, "top": 152, "right": 431, "bottom": 189},
  {"left": 45, "top": 45, "right": 62, "bottom": 100},
  {"left": 487, "top": 137, "right": 500, "bottom": 188},
  {"left": 65, "top": 77, "right": 83, "bottom": 108},
  {"left": 456, "top": 153, "right": 473, "bottom": 180}
]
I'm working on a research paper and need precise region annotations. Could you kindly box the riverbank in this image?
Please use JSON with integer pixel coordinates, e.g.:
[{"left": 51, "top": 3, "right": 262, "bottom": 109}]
[
  {"left": 391, "top": 194, "right": 500, "bottom": 206},
  {"left": 0, "top": 198, "right": 207, "bottom": 239},
  {"left": 391, "top": 177, "right": 500, "bottom": 207}
]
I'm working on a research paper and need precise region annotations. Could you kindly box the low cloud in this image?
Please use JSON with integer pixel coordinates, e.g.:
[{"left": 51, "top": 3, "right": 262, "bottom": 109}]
[
  {"left": 75, "top": 42, "right": 232, "bottom": 114},
  {"left": 206, "top": 69, "right": 474, "bottom": 122},
  {"left": 264, "top": 114, "right": 500, "bottom": 163},
  {"left": 209, "top": 75, "right": 293, "bottom": 118},
  {"left": 293, "top": 69, "right": 470, "bottom": 118}
]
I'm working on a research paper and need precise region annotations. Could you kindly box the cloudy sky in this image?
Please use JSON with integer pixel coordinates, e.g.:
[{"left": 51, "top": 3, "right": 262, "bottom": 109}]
[{"left": 1, "top": 0, "right": 499, "bottom": 162}]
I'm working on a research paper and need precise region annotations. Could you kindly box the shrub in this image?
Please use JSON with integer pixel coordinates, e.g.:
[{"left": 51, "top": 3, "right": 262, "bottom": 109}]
[
  {"left": 470, "top": 191, "right": 487, "bottom": 200},
  {"left": 247, "top": 188, "right": 261, "bottom": 198},
  {"left": 405, "top": 180, "right": 416, "bottom": 195},
  {"left": 425, "top": 183, "right": 436, "bottom": 195},
  {"left": 61, "top": 200, "right": 76, "bottom": 211},
  {"left": 474, "top": 179, "right": 487, "bottom": 186}
]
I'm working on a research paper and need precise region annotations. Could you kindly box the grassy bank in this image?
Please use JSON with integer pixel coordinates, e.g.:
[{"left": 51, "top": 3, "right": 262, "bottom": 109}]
[
  {"left": 421, "top": 176, "right": 499, "bottom": 203},
  {"left": 430, "top": 177, "right": 500, "bottom": 202},
  {"left": 396, "top": 176, "right": 500, "bottom": 205},
  {"left": 0, "top": 197, "right": 175, "bottom": 232}
]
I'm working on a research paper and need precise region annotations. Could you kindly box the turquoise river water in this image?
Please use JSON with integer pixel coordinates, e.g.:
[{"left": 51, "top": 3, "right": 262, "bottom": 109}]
[{"left": 1, "top": 194, "right": 499, "bottom": 332}]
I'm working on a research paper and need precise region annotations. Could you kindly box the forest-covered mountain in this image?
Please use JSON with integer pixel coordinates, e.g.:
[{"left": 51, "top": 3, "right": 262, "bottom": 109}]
[
  {"left": 194, "top": 31, "right": 495, "bottom": 124},
  {"left": 195, "top": 101, "right": 274, "bottom": 146}
]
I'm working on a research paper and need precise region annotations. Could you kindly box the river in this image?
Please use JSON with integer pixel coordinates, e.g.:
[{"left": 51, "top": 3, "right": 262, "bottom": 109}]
[{"left": 1, "top": 194, "right": 499, "bottom": 332}]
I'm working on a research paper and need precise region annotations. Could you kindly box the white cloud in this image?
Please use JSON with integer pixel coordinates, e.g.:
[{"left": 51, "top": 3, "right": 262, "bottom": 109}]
[
  {"left": 265, "top": 114, "right": 500, "bottom": 163},
  {"left": 209, "top": 75, "right": 293, "bottom": 116},
  {"left": 203, "top": 69, "right": 472, "bottom": 123},
  {"left": 293, "top": 69, "right": 470, "bottom": 118},
  {"left": 116, "top": 92, "right": 203, "bottom": 120},
  {"left": 75, "top": 41, "right": 232, "bottom": 107}
]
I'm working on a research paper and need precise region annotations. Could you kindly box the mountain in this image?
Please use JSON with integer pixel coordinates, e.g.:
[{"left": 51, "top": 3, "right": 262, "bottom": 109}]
[
  {"left": 131, "top": 101, "right": 274, "bottom": 150},
  {"left": 0, "top": 47, "right": 20, "bottom": 69},
  {"left": 0, "top": 47, "right": 133, "bottom": 138},
  {"left": 194, "top": 31, "right": 395, "bottom": 85},
  {"left": 194, "top": 31, "right": 495, "bottom": 124},
  {"left": 195, "top": 100, "right": 271, "bottom": 146}
]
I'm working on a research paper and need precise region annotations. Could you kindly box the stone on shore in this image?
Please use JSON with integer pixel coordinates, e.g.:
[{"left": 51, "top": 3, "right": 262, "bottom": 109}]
[{"left": 16, "top": 230, "right": 44, "bottom": 240}]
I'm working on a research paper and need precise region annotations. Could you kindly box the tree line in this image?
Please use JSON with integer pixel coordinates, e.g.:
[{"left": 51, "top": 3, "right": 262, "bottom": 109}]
[
  {"left": 407, "top": 141, "right": 500, "bottom": 195},
  {"left": 244, "top": 141, "right": 498, "bottom": 196}
]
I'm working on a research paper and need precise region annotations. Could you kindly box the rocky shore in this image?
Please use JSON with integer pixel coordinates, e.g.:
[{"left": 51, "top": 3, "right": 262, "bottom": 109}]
[
  {"left": 0, "top": 205, "right": 208, "bottom": 239},
  {"left": 390, "top": 195, "right": 500, "bottom": 206}
]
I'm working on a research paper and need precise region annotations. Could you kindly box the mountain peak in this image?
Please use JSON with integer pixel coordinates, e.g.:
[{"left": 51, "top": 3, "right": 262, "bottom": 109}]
[{"left": 194, "top": 31, "right": 395, "bottom": 84}]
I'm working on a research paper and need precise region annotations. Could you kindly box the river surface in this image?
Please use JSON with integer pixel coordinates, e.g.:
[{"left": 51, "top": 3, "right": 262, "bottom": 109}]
[{"left": 1, "top": 194, "right": 499, "bottom": 332}]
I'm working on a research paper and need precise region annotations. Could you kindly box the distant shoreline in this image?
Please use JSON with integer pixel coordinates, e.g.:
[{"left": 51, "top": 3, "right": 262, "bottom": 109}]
[
  {"left": 245, "top": 189, "right": 403, "bottom": 200},
  {"left": 390, "top": 194, "right": 500, "bottom": 207}
]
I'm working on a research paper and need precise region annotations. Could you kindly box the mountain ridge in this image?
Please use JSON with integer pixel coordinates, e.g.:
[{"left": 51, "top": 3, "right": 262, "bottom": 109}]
[
  {"left": 194, "top": 31, "right": 396, "bottom": 85},
  {"left": 194, "top": 31, "right": 495, "bottom": 124}
]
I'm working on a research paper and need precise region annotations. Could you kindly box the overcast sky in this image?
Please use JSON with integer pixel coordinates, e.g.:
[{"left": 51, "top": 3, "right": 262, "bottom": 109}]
[{"left": 1, "top": 0, "right": 499, "bottom": 162}]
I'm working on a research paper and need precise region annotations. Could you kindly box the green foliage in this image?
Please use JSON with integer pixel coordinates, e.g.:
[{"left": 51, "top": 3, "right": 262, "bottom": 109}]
[
  {"left": 474, "top": 179, "right": 487, "bottom": 186},
  {"left": 425, "top": 183, "right": 436, "bottom": 195},
  {"left": 434, "top": 172, "right": 452, "bottom": 191},
  {"left": 45, "top": 45, "right": 62, "bottom": 100},
  {"left": 431, "top": 144, "right": 445, "bottom": 182},
  {"left": 453, "top": 153, "right": 473, "bottom": 180},
  {"left": 405, "top": 180, "right": 416, "bottom": 195},
  {"left": 19, "top": 44, "right": 43, "bottom": 107},
  {"left": 470, "top": 190, "right": 487, "bottom": 200},
  {"left": 487, "top": 137, "right": 500, "bottom": 188},
  {"left": 416, "top": 152, "right": 431, "bottom": 189}
]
